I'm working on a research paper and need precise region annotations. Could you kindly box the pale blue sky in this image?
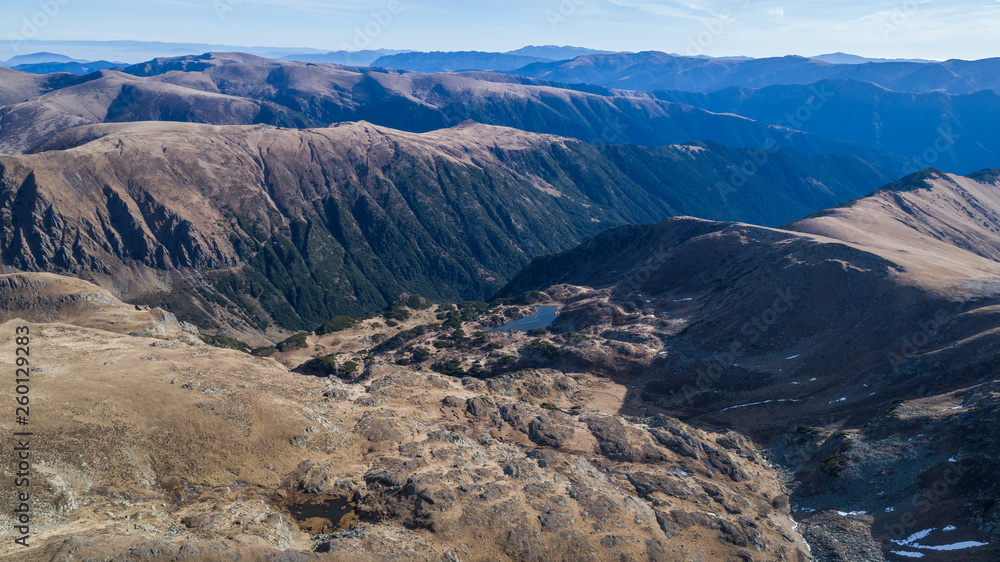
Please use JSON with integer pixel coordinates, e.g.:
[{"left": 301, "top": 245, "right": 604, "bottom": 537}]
[{"left": 3, "top": 0, "right": 997, "bottom": 60}]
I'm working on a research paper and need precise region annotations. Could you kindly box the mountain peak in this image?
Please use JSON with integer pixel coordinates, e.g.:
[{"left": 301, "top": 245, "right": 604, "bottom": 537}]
[
  {"left": 966, "top": 168, "right": 1000, "bottom": 184},
  {"left": 878, "top": 167, "right": 954, "bottom": 193},
  {"left": 2, "top": 51, "right": 80, "bottom": 66}
]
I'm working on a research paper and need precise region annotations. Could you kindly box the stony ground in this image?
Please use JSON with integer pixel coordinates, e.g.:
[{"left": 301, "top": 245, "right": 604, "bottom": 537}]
[
  {"left": 3, "top": 258, "right": 996, "bottom": 561},
  {"left": 0, "top": 273, "right": 810, "bottom": 561}
]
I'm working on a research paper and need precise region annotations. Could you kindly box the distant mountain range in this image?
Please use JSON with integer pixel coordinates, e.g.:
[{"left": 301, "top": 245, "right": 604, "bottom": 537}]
[
  {"left": 7, "top": 50, "right": 1000, "bottom": 174},
  {"left": 507, "top": 51, "right": 1000, "bottom": 94},
  {"left": 368, "top": 47, "right": 617, "bottom": 72},
  {"left": 506, "top": 45, "right": 616, "bottom": 59},
  {"left": 809, "top": 52, "right": 937, "bottom": 64},
  {"left": 0, "top": 46, "right": 611, "bottom": 75},
  {"left": 9, "top": 60, "right": 121, "bottom": 74},
  {"left": 279, "top": 46, "right": 615, "bottom": 70},
  {"left": 2, "top": 51, "right": 83, "bottom": 66},
  {"left": 0, "top": 40, "right": 330, "bottom": 64},
  {"left": 0, "top": 51, "right": 122, "bottom": 75},
  {"left": 0, "top": 41, "right": 952, "bottom": 76},
  {"left": 370, "top": 51, "right": 552, "bottom": 72},
  {"left": 278, "top": 49, "right": 409, "bottom": 66},
  {"left": 653, "top": 79, "right": 1000, "bottom": 174},
  {"left": 0, "top": 53, "right": 905, "bottom": 174},
  {"left": 0, "top": 42, "right": 613, "bottom": 68}
]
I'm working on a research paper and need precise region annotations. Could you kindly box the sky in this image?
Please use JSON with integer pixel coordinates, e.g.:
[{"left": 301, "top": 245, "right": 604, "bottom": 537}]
[{"left": 1, "top": 0, "right": 997, "bottom": 61}]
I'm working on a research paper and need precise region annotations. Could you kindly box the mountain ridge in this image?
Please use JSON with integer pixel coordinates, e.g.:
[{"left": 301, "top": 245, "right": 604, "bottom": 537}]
[
  {"left": 497, "top": 166, "right": 1000, "bottom": 431},
  {"left": 508, "top": 51, "right": 1000, "bottom": 95},
  {"left": 491, "top": 170, "right": 1000, "bottom": 558},
  {"left": 0, "top": 119, "right": 892, "bottom": 337},
  {"left": 787, "top": 168, "right": 1000, "bottom": 284},
  {"left": 650, "top": 79, "right": 1000, "bottom": 174},
  {"left": 0, "top": 53, "right": 911, "bottom": 175}
]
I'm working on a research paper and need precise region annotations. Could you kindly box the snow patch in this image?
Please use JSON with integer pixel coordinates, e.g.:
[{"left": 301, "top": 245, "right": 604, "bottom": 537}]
[
  {"left": 891, "top": 525, "right": 990, "bottom": 552},
  {"left": 893, "top": 528, "right": 936, "bottom": 545},
  {"left": 719, "top": 398, "right": 802, "bottom": 412},
  {"left": 910, "top": 541, "right": 990, "bottom": 551}
]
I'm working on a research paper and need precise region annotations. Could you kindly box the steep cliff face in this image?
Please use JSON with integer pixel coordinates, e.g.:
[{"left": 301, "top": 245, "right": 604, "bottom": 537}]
[{"left": 0, "top": 120, "right": 891, "bottom": 336}]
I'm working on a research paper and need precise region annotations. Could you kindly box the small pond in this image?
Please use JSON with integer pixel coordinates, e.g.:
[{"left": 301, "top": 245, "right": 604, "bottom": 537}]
[{"left": 488, "top": 306, "right": 558, "bottom": 332}]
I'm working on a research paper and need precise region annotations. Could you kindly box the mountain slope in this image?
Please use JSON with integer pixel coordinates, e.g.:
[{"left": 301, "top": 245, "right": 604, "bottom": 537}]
[
  {"left": 0, "top": 53, "right": 909, "bottom": 174},
  {"left": 0, "top": 66, "right": 84, "bottom": 106},
  {"left": 787, "top": 168, "right": 1000, "bottom": 284},
  {"left": 0, "top": 120, "right": 891, "bottom": 336},
  {"left": 0, "top": 271, "right": 810, "bottom": 561},
  {"left": 494, "top": 169, "right": 1000, "bottom": 558},
  {"left": 499, "top": 168, "right": 1000, "bottom": 425},
  {"left": 653, "top": 80, "right": 1000, "bottom": 174},
  {"left": 511, "top": 51, "right": 1000, "bottom": 94},
  {"left": 0, "top": 69, "right": 319, "bottom": 154}
]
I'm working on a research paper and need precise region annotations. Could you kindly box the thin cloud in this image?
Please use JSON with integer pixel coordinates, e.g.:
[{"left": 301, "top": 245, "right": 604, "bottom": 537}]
[{"left": 605, "top": 0, "right": 715, "bottom": 20}]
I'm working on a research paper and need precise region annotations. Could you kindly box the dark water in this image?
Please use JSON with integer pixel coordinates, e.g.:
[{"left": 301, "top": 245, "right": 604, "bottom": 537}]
[
  {"left": 287, "top": 497, "right": 354, "bottom": 526},
  {"left": 488, "top": 306, "right": 558, "bottom": 332}
]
